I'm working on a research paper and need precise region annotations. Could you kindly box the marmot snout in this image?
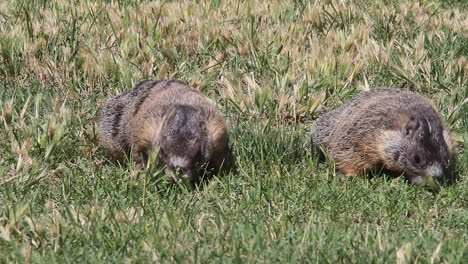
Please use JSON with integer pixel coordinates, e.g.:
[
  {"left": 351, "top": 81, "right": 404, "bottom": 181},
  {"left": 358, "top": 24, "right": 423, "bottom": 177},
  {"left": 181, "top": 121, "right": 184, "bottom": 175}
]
[
  {"left": 313, "top": 88, "right": 457, "bottom": 185},
  {"left": 98, "top": 79, "right": 230, "bottom": 182}
]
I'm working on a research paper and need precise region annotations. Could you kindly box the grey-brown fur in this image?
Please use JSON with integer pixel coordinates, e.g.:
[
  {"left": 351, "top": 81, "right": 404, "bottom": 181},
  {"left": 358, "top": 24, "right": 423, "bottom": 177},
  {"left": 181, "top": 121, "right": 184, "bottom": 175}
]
[
  {"left": 98, "top": 79, "right": 230, "bottom": 182},
  {"left": 313, "top": 87, "right": 457, "bottom": 184}
]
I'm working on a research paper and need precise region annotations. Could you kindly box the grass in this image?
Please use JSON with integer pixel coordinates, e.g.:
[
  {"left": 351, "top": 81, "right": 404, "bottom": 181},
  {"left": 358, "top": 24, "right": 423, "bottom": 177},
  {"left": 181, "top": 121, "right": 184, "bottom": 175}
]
[{"left": 0, "top": 0, "right": 467, "bottom": 263}]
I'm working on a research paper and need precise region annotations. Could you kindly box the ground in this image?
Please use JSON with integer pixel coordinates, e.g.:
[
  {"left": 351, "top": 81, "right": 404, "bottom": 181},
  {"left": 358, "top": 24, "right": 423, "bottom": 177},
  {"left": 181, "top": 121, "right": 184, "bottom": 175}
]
[{"left": 0, "top": 0, "right": 467, "bottom": 263}]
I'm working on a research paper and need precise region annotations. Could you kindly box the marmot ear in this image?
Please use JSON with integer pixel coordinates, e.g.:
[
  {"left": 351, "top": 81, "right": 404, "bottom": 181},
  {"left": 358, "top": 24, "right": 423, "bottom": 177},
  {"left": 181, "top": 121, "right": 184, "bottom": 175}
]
[{"left": 402, "top": 117, "right": 420, "bottom": 137}]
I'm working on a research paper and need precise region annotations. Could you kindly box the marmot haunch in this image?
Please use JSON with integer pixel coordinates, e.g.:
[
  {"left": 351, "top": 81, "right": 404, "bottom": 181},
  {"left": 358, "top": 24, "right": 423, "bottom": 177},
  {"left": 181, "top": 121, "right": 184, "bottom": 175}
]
[
  {"left": 313, "top": 87, "right": 457, "bottom": 185},
  {"left": 98, "top": 79, "right": 230, "bottom": 182}
]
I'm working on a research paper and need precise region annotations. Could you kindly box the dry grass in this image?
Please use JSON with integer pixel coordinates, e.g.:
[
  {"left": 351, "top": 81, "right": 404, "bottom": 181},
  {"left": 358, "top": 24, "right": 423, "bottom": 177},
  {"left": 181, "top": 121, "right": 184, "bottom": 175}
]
[{"left": 1, "top": 1, "right": 466, "bottom": 115}]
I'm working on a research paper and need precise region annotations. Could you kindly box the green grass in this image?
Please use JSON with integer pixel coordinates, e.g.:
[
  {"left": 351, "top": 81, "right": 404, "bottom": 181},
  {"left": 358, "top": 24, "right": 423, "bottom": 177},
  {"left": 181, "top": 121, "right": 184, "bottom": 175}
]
[{"left": 0, "top": 0, "right": 467, "bottom": 263}]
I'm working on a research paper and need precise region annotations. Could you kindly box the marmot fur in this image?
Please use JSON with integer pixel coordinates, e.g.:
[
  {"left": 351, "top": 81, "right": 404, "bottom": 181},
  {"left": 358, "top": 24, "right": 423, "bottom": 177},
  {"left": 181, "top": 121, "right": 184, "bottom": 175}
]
[
  {"left": 98, "top": 79, "right": 230, "bottom": 182},
  {"left": 313, "top": 87, "right": 457, "bottom": 184}
]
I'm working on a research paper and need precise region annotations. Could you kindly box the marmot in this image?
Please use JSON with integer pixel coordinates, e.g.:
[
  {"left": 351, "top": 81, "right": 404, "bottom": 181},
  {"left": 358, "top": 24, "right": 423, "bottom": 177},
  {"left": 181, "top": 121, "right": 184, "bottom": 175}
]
[
  {"left": 98, "top": 79, "right": 230, "bottom": 182},
  {"left": 313, "top": 87, "right": 457, "bottom": 185}
]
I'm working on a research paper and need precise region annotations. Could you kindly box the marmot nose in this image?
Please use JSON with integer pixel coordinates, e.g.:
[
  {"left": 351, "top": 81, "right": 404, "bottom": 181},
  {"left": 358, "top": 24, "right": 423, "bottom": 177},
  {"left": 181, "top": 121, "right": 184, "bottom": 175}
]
[
  {"left": 181, "top": 168, "right": 194, "bottom": 179},
  {"left": 166, "top": 166, "right": 195, "bottom": 180}
]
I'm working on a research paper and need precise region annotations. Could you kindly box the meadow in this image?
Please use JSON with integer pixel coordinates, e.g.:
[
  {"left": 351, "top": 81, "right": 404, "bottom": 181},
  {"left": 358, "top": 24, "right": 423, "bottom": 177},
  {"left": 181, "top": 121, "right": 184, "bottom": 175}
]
[{"left": 0, "top": 0, "right": 467, "bottom": 263}]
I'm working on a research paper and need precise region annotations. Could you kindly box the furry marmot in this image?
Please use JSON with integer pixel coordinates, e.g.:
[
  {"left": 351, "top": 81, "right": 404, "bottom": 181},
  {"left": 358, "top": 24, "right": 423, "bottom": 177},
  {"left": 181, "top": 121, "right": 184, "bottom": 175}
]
[
  {"left": 313, "top": 87, "right": 456, "bottom": 184},
  {"left": 98, "top": 79, "right": 230, "bottom": 182}
]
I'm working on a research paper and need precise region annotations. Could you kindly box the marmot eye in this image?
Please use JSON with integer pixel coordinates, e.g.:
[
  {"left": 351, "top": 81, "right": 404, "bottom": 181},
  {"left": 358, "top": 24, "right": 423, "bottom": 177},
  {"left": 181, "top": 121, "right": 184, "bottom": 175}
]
[
  {"left": 405, "top": 128, "right": 411, "bottom": 136},
  {"left": 413, "top": 154, "right": 421, "bottom": 164}
]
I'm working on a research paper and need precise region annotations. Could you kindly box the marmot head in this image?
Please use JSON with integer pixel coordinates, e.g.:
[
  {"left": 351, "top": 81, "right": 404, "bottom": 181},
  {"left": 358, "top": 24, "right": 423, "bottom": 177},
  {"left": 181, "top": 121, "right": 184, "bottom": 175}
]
[
  {"left": 388, "top": 115, "right": 454, "bottom": 185},
  {"left": 156, "top": 104, "right": 213, "bottom": 182}
]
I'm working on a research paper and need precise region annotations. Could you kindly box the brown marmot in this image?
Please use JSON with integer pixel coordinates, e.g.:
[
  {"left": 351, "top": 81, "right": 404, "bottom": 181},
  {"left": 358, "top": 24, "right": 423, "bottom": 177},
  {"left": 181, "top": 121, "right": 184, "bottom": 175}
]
[
  {"left": 98, "top": 79, "right": 230, "bottom": 182},
  {"left": 313, "top": 87, "right": 457, "bottom": 185}
]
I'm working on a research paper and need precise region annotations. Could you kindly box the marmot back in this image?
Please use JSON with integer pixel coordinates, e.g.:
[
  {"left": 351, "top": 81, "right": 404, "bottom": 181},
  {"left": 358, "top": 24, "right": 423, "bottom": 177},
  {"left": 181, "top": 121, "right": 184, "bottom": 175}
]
[
  {"left": 98, "top": 79, "right": 230, "bottom": 182},
  {"left": 313, "top": 88, "right": 457, "bottom": 185}
]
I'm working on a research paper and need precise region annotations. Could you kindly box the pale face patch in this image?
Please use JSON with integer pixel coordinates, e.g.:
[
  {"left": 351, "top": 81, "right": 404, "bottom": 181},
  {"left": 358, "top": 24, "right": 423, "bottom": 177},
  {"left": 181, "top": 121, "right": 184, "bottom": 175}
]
[
  {"left": 169, "top": 155, "right": 191, "bottom": 169},
  {"left": 425, "top": 163, "right": 443, "bottom": 178}
]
